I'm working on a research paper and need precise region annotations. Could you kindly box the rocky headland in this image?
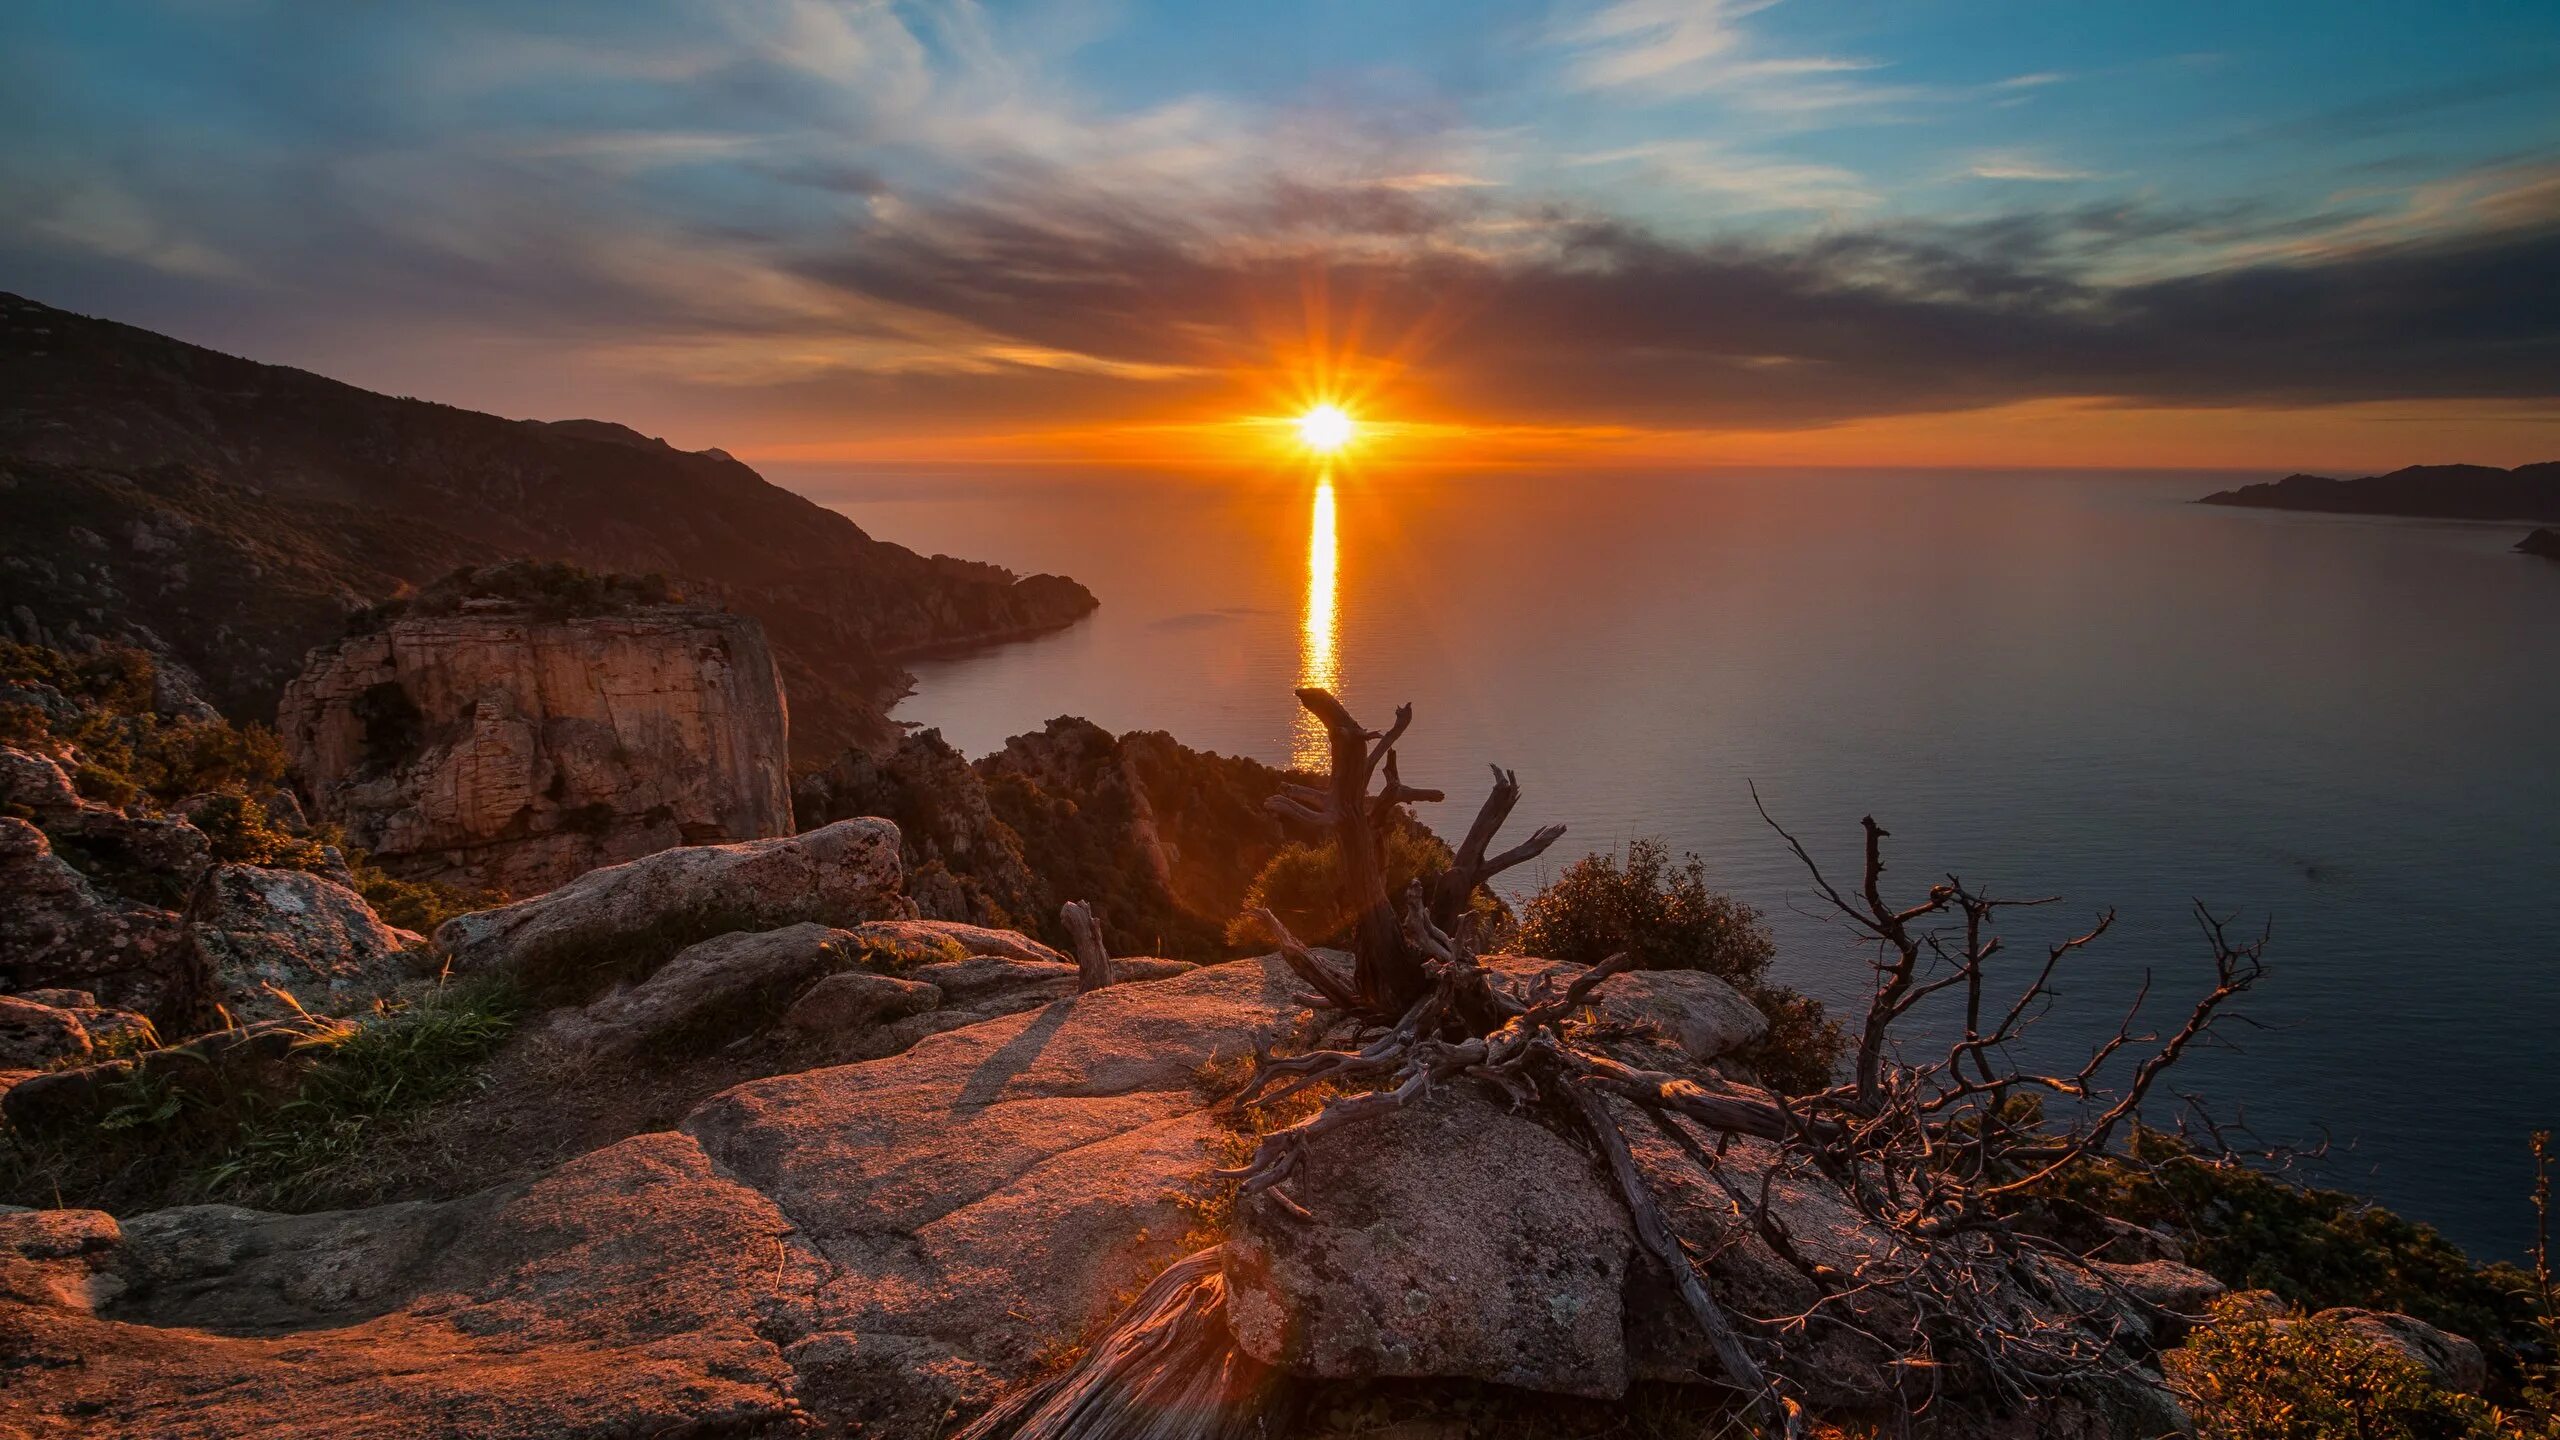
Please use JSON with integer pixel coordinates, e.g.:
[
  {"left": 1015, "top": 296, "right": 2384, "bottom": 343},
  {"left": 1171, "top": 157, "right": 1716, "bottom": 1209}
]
[
  {"left": 4, "top": 625, "right": 2541, "bottom": 1439},
  {"left": 0, "top": 291, "right": 1096, "bottom": 759},
  {"left": 2197, "top": 461, "right": 2560, "bottom": 522}
]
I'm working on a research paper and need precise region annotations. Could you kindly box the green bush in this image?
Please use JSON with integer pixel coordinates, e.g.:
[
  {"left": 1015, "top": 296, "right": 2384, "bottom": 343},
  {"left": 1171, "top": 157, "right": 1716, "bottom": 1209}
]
[
  {"left": 2172, "top": 1299, "right": 2499, "bottom": 1439},
  {"left": 1, "top": 640, "right": 289, "bottom": 804},
  {"left": 1517, "top": 839, "right": 1846, "bottom": 1093}
]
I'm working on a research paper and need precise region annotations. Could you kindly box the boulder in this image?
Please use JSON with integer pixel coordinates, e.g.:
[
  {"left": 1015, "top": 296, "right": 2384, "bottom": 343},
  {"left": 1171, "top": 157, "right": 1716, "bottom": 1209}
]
[
  {"left": 2090, "top": 1258, "right": 2226, "bottom": 1344},
  {"left": 279, "top": 603, "right": 796, "bottom": 898},
  {"left": 0, "top": 1207, "right": 125, "bottom": 1311},
  {"left": 0, "top": 993, "right": 91, "bottom": 1069},
  {"left": 1488, "top": 956, "right": 1769, "bottom": 1063},
  {"left": 0, "top": 816, "right": 206, "bottom": 1031},
  {"left": 187, "top": 865, "right": 426, "bottom": 1022},
  {"left": 2316, "top": 1307, "right": 2487, "bottom": 1394},
  {"left": 779, "top": 970, "right": 944, "bottom": 1036},
  {"left": 548, "top": 922, "right": 868, "bottom": 1056},
  {"left": 1591, "top": 968, "right": 1769, "bottom": 1062},
  {"left": 1222, "top": 1086, "right": 1638, "bottom": 1398},
  {"left": 433, "top": 818, "right": 911, "bottom": 987}
]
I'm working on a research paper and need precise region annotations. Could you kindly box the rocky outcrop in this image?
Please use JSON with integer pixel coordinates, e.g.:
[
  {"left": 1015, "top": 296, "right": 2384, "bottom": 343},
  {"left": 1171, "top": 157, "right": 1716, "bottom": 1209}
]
[
  {"left": 0, "top": 815, "right": 205, "bottom": 1031},
  {"left": 187, "top": 864, "right": 427, "bottom": 1023},
  {"left": 0, "top": 955, "right": 1307, "bottom": 1438},
  {"left": 2520, "top": 526, "right": 2560, "bottom": 560},
  {"left": 799, "top": 716, "right": 1325, "bottom": 960},
  {"left": 434, "top": 819, "right": 911, "bottom": 988},
  {"left": 280, "top": 598, "right": 793, "bottom": 898},
  {"left": 795, "top": 728, "right": 1048, "bottom": 931}
]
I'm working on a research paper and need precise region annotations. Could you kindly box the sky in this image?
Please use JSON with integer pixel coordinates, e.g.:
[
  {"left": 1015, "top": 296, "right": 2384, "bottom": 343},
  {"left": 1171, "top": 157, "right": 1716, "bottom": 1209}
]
[{"left": 3, "top": 0, "right": 2558, "bottom": 469}]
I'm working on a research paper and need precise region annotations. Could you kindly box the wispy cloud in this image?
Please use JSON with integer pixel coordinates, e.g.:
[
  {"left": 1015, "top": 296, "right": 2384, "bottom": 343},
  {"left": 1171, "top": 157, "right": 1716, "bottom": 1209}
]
[
  {"left": 1550, "top": 0, "right": 1916, "bottom": 114},
  {"left": 1966, "top": 151, "right": 2097, "bottom": 182}
]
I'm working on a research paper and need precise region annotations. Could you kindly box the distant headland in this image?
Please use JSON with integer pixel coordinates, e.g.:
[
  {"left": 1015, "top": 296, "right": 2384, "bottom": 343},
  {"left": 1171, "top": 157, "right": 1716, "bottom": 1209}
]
[{"left": 2197, "top": 461, "right": 2560, "bottom": 523}]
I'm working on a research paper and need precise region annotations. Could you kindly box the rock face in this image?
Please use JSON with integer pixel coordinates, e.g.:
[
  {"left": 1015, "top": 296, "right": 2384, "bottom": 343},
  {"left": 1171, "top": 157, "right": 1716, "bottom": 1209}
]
[
  {"left": 4, "top": 1133, "right": 828, "bottom": 1439},
  {"left": 280, "top": 602, "right": 794, "bottom": 897},
  {"left": 0, "top": 955, "right": 1308, "bottom": 1439},
  {"left": 434, "top": 818, "right": 911, "bottom": 986},
  {"left": 1224, "top": 1086, "right": 1637, "bottom": 1397},
  {"left": 187, "top": 864, "right": 427, "bottom": 1022}
]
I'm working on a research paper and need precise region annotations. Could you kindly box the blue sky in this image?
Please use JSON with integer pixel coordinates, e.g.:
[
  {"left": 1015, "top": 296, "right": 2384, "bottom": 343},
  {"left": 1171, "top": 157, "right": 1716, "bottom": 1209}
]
[{"left": 3, "top": 1, "right": 2556, "bottom": 464}]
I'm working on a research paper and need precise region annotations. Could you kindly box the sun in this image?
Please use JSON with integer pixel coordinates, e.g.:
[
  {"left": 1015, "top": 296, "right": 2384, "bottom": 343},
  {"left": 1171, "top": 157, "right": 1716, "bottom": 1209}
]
[{"left": 1296, "top": 404, "right": 1356, "bottom": 454}]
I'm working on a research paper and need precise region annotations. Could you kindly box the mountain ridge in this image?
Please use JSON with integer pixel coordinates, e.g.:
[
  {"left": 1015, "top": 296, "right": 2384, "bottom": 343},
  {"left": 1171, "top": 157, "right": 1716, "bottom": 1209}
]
[{"left": 0, "top": 291, "right": 1095, "bottom": 759}]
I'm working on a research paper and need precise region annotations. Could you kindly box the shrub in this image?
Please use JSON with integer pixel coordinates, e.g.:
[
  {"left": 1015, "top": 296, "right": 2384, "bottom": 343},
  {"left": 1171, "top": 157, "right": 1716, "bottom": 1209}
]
[
  {"left": 2171, "top": 1298, "right": 2498, "bottom": 1440},
  {"left": 0, "top": 641, "right": 288, "bottom": 803},
  {"left": 2045, "top": 1130, "right": 2544, "bottom": 1368},
  {"left": 346, "top": 855, "right": 485, "bottom": 933},
  {"left": 1518, "top": 839, "right": 1846, "bottom": 1093},
  {"left": 1226, "top": 824, "right": 1465, "bottom": 950},
  {"left": 192, "top": 793, "right": 331, "bottom": 869}
]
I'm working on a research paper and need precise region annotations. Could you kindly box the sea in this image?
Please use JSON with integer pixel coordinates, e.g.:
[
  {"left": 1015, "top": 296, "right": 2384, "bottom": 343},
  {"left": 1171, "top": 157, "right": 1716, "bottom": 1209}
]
[{"left": 770, "top": 462, "right": 2560, "bottom": 1260}]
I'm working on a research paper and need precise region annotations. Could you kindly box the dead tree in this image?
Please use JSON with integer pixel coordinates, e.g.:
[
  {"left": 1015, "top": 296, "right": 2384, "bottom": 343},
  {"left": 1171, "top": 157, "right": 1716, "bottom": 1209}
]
[
  {"left": 1061, "top": 900, "right": 1112, "bottom": 992},
  {"left": 974, "top": 691, "right": 2270, "bottom": 1438},
  {"left": 1264, "top": 687, "right": 1561, "bottom": 1012}
]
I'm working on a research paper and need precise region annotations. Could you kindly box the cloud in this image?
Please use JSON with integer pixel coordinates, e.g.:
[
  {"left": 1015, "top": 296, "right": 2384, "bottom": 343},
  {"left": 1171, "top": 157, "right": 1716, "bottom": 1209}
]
[
  {"left": 1, "top": 0, "right": 2553, "bottom": 452},
  {"left": 1550, "top": 0, "right": 1916, "bottom": 114},
  {"left": 1965, "top": 151, "right": 2096, "bottom": 183}
]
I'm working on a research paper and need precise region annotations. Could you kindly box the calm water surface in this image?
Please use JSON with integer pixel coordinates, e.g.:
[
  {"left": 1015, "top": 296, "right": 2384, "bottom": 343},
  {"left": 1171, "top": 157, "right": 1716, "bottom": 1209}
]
[{"left": 775, "top": 464, "right": 2560, "bottom": 1258}]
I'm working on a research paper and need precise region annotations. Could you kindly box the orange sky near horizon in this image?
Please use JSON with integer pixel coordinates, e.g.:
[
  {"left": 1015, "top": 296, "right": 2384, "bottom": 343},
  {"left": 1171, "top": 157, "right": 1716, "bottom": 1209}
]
[{"left": 732, "top": 395, "right": 2560, "bottom": 474}]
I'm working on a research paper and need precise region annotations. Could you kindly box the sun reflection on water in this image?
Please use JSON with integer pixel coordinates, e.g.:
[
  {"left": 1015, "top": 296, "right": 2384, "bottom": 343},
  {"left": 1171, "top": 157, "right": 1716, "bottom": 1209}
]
[{"left": 1293, "top": 469, "right": 1339, "bottom": 769}]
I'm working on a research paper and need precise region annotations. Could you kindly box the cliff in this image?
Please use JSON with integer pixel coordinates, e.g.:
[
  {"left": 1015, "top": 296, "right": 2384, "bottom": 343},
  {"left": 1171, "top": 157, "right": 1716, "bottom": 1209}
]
[
  {"left": 2197, "top": 461, "right": 2560, "bottom": 521},
  {"left": 0, "top": 291, "right": 1096, "bottom": 759},
  {"left": 280, "top": 571, "right": 794, "bottom": 897}
]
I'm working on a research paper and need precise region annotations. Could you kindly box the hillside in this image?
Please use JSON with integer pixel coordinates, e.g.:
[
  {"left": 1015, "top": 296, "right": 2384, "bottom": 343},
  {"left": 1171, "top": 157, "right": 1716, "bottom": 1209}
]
[
  {"left": 0, "top": 292, "right": 1095, "bottom": 759},
  {"left": 2197, "top": 461, "right": 2560, "bottom": 521}
]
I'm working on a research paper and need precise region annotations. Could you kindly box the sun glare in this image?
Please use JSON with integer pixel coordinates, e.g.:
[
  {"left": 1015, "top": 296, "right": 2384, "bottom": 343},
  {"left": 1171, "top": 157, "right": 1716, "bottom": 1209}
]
[{"left": 1296, "top": 404, "right": 1356, "bottom": 454}]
